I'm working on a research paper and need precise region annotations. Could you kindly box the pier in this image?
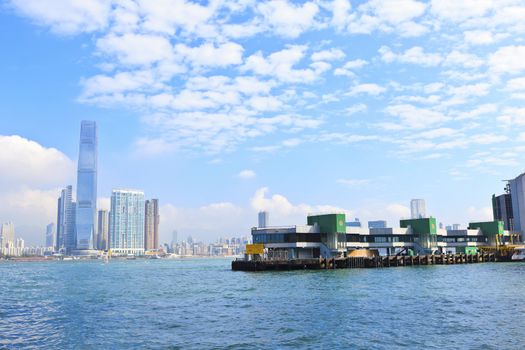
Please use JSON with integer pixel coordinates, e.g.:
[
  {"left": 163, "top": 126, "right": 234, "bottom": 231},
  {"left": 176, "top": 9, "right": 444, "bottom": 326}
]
[{"left": 232, "top": 252, "right": 498, "bottom": 271}]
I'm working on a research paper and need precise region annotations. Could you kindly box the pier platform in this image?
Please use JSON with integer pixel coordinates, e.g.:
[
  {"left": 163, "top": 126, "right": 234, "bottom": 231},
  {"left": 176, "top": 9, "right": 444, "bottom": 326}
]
[{"left": 231, "top": 253, "right": 499, "bottom": 271}]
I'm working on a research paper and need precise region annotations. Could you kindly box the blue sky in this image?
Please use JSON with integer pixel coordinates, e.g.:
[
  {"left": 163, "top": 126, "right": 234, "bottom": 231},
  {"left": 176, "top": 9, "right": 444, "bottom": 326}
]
[{"left": 2, "top": 0, "right": 525, "bottom": 245}]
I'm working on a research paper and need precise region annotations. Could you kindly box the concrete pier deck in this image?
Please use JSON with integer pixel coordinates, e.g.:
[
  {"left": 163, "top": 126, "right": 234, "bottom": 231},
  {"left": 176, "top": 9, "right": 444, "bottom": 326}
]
[{"left": 231, "top": 253, "right": 499, "bottom": 271}]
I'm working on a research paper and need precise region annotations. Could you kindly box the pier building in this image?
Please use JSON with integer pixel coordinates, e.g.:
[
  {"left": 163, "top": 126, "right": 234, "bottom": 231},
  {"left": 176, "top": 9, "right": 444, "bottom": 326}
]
[{"left": 249, "top": 213, "right": 521, "bottom": 260}]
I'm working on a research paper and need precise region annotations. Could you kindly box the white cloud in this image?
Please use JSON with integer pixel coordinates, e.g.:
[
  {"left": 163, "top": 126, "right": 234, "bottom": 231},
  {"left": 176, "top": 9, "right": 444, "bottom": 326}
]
[
  {"left": 464, "top": 30, "right": 500, "bottom": 45},
  {"left": 97, "top": 33, "right": 174, "bottom": 66},
  {"left": 497, "top": 107, "right": 525, "bottom": 126},
  {"left": 337, "top": 178, "right": 370, "bottom": 187},
  {"left": 344, "top": 0, "right": 427, "bottom": 36},
  {"left": 345, "top": 103, "right": 368, "bottom": 115},
  {"left": 175, "top": 42, "right": 244, "bottom": 67},
  {"left": 466, "top": 206, "right": 494, "bottom": 222},
  {"left": 386, "top": 203, "right": 410, "bottom": 220},
  {"left": 382, "top": 104, "right": 449, "bottom": 129},
  {"left": 430, "top": 0, "right": 494, "bottom": 22},
  {"left": 242, "top": 45, "right": 324, "bottom": 83},
  {"left": 311, "top": 48, "right": 345, "bottom": 62},
  {"left": 9, "top": 0, "right": 111, "bottom": 34},
  {"left": 0, "top": 135, "right": 75, "bottom": 245},
  {"left": 258, "top": 0, "right": 319, "bottom": 38},
  {"left": 334, "top": 59, "right": 368, "bottom": 76},
  {"left": 250, "top": 187, "right": 350, "bottom": 219},
  {"left": 489, "top": 45, "right": 525, "bottom": 76},
  {"left": 137, "top": 0, "right": 216, "bottom": 36},
  {"left": 0, "top": 135, "right": 75, "bottom": 188},
  {"left": 347, "top": 83, "right": 386, "bottom": 96},
  {"left": 379, "top": 46, "right": 442, "bottom": 66},
  {"left": 238, "top": 169, "right": 256, "bottom": 179},
  {"left": 444, "top": 51, "right": 484, "bottom": 68},
  {"left": 330, "top": 0, "right": 351, "bottom": 30}
]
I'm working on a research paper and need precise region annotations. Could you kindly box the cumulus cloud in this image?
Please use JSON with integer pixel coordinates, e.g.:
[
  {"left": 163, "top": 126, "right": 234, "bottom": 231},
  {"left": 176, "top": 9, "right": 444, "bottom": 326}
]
[
  {"left": 0, "top": 136, "right": 75, "bottom": 245},
  {"left": 238, "top": 169, "right": 256, "bottom": 179},
  {"left": 8, "top": 0, "right": 111, "bottom": 34},
  {"left": 257, "top": 0, "right": 319, "bottom": 38}
]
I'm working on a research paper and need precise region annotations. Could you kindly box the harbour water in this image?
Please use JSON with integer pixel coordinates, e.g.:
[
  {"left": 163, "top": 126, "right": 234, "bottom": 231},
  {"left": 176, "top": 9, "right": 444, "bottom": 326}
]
[{"left": 1, "top": 259, "right": 525, "bottom": 349}]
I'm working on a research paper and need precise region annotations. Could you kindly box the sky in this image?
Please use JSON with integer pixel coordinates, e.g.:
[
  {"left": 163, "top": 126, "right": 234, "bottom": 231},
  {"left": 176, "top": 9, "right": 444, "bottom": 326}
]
[{"left": 1, "top": 0, "right": 525, "bottom": 245}]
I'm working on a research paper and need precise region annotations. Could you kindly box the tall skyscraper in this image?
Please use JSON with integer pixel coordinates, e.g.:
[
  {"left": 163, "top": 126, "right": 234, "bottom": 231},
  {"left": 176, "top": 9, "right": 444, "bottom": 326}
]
[
  {"left": 97, "top": 210, "right": 109, "bottom": 250},
  {"left": 1, "top": 222, "right": 15, "bottom": 247},
  {"left": 109, "top": 189, "right": 145, "bottom": 255},
  {"left": 258, "top": 211, "right": 269, "bottom": 228},
  {"left": 56, "top": 185, "right": 76, "bottom": 252},
  {"left": 75, "top": 120, "right": 98, "bottom": 251},
  {"left": 45, "top": 223, "right": 56, "bottom": 248},
  {"left": 144, "top": 199, "right": 160, "bottom": 251},
  {"left": 410, "top": 199, "right": 427, "bottom": 219},
  {"left": 508, "top": 173, "right": 525, "bottom": 236}
]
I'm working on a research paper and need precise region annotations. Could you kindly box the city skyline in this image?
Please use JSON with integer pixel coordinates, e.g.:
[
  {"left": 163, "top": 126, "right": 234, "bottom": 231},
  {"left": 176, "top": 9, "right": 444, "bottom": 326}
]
[{"left": 3, "top": 1, "right": 525, "bottom": 246}]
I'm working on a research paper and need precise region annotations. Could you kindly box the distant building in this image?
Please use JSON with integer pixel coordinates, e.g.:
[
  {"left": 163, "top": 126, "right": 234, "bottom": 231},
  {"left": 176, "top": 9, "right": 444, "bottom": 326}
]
[
  {"left": 45, "top": 223, "right": 56, "bottom": 248},
  {"left": 368, "top": 220, "right": 387, "bottom": 229},
  {"left": 109, "top": 189, "right": 145, "bottom": 255},
  {"left": 346, "top": 218, "right": 361, "bottom": 228},
  {"left": 56, "top": 185, "right": 76, "bottom": 252},
  {"left": 492, "top": 192, "right": 514, "bottom": 231},
  {"left": 75, "top": 120, "right": 98, "bottom": 251},
  {"left": 144, "top": 199, "right": 160, "bottom": 251},
  {"left": 258, "top": 211, "right": 269, "bottom": 228},
  {"left": 1, "top": 221, "right": 15, "bottom": 247},
  {"left": 410, "top": 199, "right": 426, "bottom": 219},
  {"left": 97, "top": 210, "right": 109, "bottom": 250},
  {"left": 452, "top": 224, "right": 460, "bottom": 230}
]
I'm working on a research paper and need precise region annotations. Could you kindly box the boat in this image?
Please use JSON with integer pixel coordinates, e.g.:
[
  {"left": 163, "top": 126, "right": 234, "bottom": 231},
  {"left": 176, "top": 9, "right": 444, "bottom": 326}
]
[
  {"left": 511, "top": 247, "right": 525, "bottom": 261},
  {"left": 126, "top": 254, "right": 136, "bottom": 260}
]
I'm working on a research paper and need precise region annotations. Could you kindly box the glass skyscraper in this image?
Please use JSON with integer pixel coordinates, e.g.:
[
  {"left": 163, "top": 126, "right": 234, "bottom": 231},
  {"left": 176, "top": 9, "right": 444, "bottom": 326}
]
[
  {"left": 75, "top": 121, "right": 98, "bottom": 250},
  {"left": 109, "top": 189, "right": 145, "bottom": 255},
  {"left": 56, "top": 185, "right": 75, "bottom": 252}
]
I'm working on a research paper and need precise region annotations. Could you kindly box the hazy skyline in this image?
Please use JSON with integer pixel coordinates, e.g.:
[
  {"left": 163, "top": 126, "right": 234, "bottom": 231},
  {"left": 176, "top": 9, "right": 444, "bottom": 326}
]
[{"left": 2, "top": 0, "right": 525, "bottom": 245}]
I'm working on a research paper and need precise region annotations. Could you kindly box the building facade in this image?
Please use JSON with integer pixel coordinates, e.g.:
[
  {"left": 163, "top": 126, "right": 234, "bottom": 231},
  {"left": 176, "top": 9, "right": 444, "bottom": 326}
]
[
  {"left": 144, "top": 199, "right": 160, "bottom": 251},
  {"left": 56, "top": 185, "right": 76, "bottom": 252},
  {"left": 45, "top": 223, "right": 56, "bottom": 248},
  {"left": 75, "top": 121, "right": 98, "bottom": 250},
  {"left": 410, "top": 199, "right": 427, "bottom": 219},
  {"left": 368, "top": 220, "right": 387, "bottom": 229},
  {"left": 258, "top": 211, "right": 269, "bottom": 228},
  {"left": 97, "top": 210, "right": 109, "bottom": 250},
  {"left": 109, "top": 189, "right": 145, "bottom": 255},
  {"left": 1, "top": 221, "right": 15, "bottom": 247},
  {"left": 492, "top": 193, "right": 514, "bottom": 231}
]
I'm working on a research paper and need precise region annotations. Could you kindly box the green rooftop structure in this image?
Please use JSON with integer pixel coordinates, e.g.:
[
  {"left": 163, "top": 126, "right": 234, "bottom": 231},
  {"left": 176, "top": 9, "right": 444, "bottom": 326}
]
[
  {"left": 400, "top": 217, "right": 438, "bottom": 252},
  {"left": 468, "top": 221, "right": 504, "bottom": 245},
  {"left": 307, "top": 213, "right": 346, "bottom": 252}
]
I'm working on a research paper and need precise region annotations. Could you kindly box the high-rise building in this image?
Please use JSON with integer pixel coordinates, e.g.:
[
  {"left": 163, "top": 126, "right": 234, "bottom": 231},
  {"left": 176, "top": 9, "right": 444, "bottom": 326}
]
[
  {"left": 76, "top": 120, "right": 98, "bottom": 250},
  {"left": 45, "top": 223, "right": 56, "bottom": 248},
  {"left": 56, "top": 185, "right": 76, "bottom": 252},
  {"left": 410, "top": 199, "right": 427, "bottom": 219},
  {"left": 144, "top": 199, "right": 160, "bottom": 251},
  {"left": 508, "top": 173, "right": 525, "bottom": 236},
  {"left": 109, "top": 189, "right": 145, "bottom": 255},
  {"left": 97, "top": 210, "right": 109, "bottom": 250},
  {"left": 75, "top": 121, "right": 98, "bottom": 251},
  {"left": 368, "top": 220, "right": 387, "bottom": 229},
  {"left": 492, "top": 190, "right": 514, "bottom": 231},
  {"left": 258, "top": 211, "right": 269, "bottom": 228},
  {"left": 1, "top": 222, "right": 15, "bottom": 247}
]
